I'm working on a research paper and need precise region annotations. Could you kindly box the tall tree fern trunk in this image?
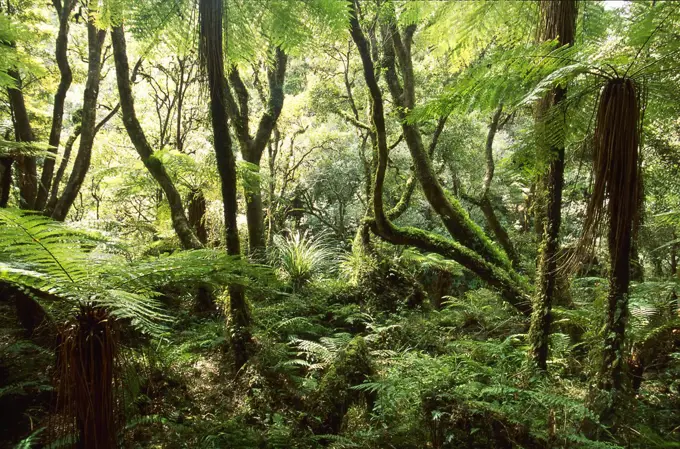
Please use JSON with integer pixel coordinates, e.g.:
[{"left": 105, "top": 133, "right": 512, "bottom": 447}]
[
  {"left": 57, "top": 306, "right": 118, "bottom": 449},
  {"left": 567, "top": 78, "right": 642, "bottom": 430},
  {"left": 199, "top": 0, "right": 251, "bottom": 370},
  {"left": 597, "top": 78, "right": 640, "bottom": 410},
  {"left": 528, "top": 0, "right": 577, "bottom": 370}
]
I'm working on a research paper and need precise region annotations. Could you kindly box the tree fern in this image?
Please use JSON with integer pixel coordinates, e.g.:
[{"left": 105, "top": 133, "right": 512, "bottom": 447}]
[{"left": 0, "top": 209, "right": 277, "bottom": 335}]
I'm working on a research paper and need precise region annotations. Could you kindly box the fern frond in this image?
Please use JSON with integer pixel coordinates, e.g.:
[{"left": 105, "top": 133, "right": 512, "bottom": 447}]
[{"left": 0, "top": 208, "right": 95, "bottom": 284}]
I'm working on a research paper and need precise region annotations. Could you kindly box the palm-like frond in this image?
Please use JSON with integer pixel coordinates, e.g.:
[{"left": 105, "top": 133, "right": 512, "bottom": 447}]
[
  {"left": 271, "top": 230, "right": 335, "bottom": 289},
  {"left": 0, "top": 209, "right": 277, "bottom": 335},
  {"left": 0, "top": 208, "right": 96, "bottom": 285},
  {"left": 292, "top": 332, "right": 353, "bottom": 371},
  {"left": 0, "top": 139, "right": 55, "bottom": 158}
]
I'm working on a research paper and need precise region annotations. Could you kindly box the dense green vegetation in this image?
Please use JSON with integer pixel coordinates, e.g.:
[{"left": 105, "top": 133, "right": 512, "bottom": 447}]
[{"left": 1, "top": 0, "right": 680, "bottom": 447}]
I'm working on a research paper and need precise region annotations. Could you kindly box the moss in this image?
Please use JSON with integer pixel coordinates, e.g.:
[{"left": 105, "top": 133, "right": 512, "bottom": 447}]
[
  {"left": 444, "top": 191, "right": 515, "bottom": 269},
  {"left": 310, "top": 336, "right": 375, "bottom": 435},
  {"left": 422, "top": 393, "right": 543, "bottom": 449},
  {"left": 142, "top": 237, "right": 181, "bottom": 256},
  {"left": 356, "top": 256, "right": 426, "bottom": 313}
]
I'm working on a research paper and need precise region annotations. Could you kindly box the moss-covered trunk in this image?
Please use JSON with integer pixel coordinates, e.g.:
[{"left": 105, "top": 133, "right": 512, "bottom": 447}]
[
  {"left": 111, "top": 25, "right": 202, "bottom": 251},
  {"left": 348, "top": 0, "right": 530, "bottom": 313},
  {"left": 528, "top": 0, "right": 577, "bottom": 370},
  {"left": 199, "top": 0, "right": 251, "bottom": 370},
  {"left": 51, "top": 22, "right": 106, "bottom": 221}
]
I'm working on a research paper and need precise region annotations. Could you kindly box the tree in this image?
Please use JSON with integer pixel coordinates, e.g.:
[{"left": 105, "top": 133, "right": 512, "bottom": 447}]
[
  {"left": 34, "top": 0, "right": 77, "bottom": 211},
  {"left": 199, "top": 0, "right": 251, "bottom": 369},
  {"left": 349, "top": 0, "right": 530, "bottom": 314},
  {"left": 6, "top": 69, "right": 38, "bottom": 210},
  {"left": 110, "top": 25, "right": 202, "bottom": 250},
  {"left": 51, "top": 14, "right": 107, "bottom": 221},
  {"left": 591, "top": 77, "right": 641, "bottom": 422},
  {"left": 225, "top": 49, "right": 287, "bottom": 254},
  {"left": 528, "top": 0, "right": 578, "bottom": 371}
]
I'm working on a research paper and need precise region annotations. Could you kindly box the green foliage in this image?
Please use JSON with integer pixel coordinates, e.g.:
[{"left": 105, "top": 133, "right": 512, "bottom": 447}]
[
  {"left": 356, "top": 339, "right": 613, "bottom": 448},
  {"left": 0, "top": 139, "right": 54, "bottom": 158},
  {"left": 0, "top": 208, "right": 276, "bottom": 335},
  {"left": 225, "top": 0, "right": 348, "bottom": 61},
  {"left": 3, "top": 1, "right": 680, "bottom": 447},
  {"left": 271, "top": 230, "right": 335, "bottom": 290}
]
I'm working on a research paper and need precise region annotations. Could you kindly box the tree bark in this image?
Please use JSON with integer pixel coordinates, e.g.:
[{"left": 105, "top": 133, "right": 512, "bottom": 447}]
[
  {"left": 35, "top": 0, "right": 77, "bottom": 211},
  {"left": 378, "top": 15, "right": 518, "bottom": 279},
  {"left": 45, "top": 104, "right": 118, "bottom": 216},
  {"left": 475, "top": 104, "right": 521, "bottom": 268},
  {"left": 199, "top": 0, "right": 251, "bottom": 370},
  {"left": 7, "top": 69, "right": 38, "bottom": 209},
  {"left": 51, "top": 21, "right": 106, "bottom": 221},
  {"left": 528, "top": 0, "right": 577, "bottom": 371},
  {"left": 224, "top": 49, "right": 287, "bottom": 254},
  {"left": 0, "top": 158, "right": 13, "bottom": 207},
  {"left": 188, "top": 188, "right": 208, "bottom": 245},
  {"left": 348, "top": 0, "right": 530, "bottom": 315},
  {"left": 671, "top": 232, "right": 678, "bottom": 277},
  {"left": 110, "top": 26, "right": 202, "bottom": 250},
  {"left": 45, "top": 126, "right": 80, "bottom": 215}
]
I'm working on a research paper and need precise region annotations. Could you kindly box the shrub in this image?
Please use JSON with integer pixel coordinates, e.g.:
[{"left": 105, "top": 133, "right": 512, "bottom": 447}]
[{"left": 271, "top": 230, "right": 335, "bottom": 291}]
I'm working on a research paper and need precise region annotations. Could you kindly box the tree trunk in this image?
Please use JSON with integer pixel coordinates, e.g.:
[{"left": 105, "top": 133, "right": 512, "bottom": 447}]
[
  {"left": 7, "top": 69, "right": 38, "bottom": 210},
  {"left": 600, "top": 191, "right": 634, "bottom": 392},
  {"left": 582, "top": 78, "right": 641, "bottom": 427},
  {"left": 244, "top": 180, "right": 265, "bottom": 252},
  {"left": 476, "top": 104, "right": 521, "bottom": 268},
  {"left": 188, "top": 188, "right": 208, "bottom": 245},
  {"left": 528, "top": 0, "right": 577, "bottom": 371},
  {"left": 348, "top": 1, "right": 530, "bottom": 315},
  {"left": 671, "top": 233, "right": 677, "bottom": 276},
  {"left": 35, "top": 0, "right": 76, "bottom": 211},
  {"left": 479, "top": 196, "right": 520, "bottom": 267},
  {"left": 0, "top": 158, "right": 12, "bottom": 207},
  {"left": 51, "top": 22, "right": 106, "bottom": 221},
  {"left": 110, "top": 26, "right": 202, "bottom": 250},
  {"left": 378, "top": 19, "right": 515, "bottom": 276},
  {"left": 200, "top": 0, "right": 251, "bottom": 370},
  {"left": 225, "top": 48, "right": 287, "bottom": 254},
  {"left": 45, "top": 126, "right": 80, "bottom": 216}
]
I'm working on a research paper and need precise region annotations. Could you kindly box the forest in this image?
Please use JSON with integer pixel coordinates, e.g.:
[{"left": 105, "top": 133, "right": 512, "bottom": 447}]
[{"left": 0, "top": 0, "right": 679, "bottom": 447}]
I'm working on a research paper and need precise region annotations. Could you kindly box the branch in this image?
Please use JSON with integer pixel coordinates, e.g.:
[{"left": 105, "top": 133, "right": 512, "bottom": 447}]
[{"left": 349, "top": 0, "right": 529, "bottom": 314}]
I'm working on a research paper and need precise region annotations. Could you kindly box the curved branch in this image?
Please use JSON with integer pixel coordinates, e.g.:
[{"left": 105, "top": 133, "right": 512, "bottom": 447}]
[
  {"left": 348, "top": 0, "right": 529, "bottom": 315},
  {"left": 111, "top": 25, "right": 201, "bottom": 250}
]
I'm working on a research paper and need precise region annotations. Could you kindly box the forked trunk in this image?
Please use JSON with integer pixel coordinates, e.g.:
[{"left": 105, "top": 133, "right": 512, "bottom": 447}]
[
  {"left": 51, "top": 21, "right": 106, "bottom": 221},
  {"left": 35, "top": 0, "right": 77, "bottom": 211}
]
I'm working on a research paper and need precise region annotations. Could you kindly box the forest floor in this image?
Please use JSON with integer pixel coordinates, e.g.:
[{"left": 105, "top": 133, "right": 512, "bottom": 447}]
[{"left": 2, "top": 256, "right": 680, "bottom": 448}]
